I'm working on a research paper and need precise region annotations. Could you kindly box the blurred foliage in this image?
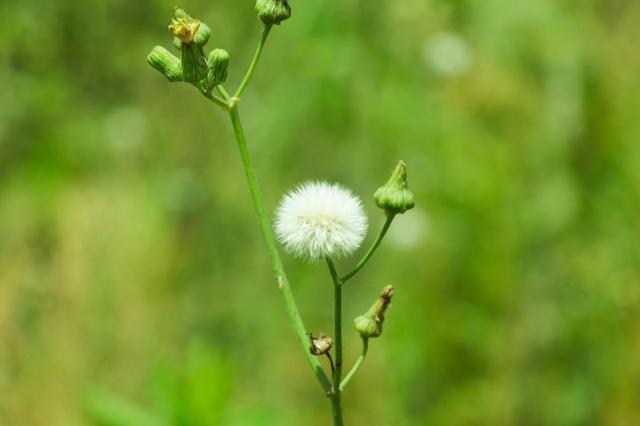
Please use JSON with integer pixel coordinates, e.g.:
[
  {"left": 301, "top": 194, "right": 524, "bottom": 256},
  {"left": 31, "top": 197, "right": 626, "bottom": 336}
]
[{"left": 1, "top": 0, "right": 640, "bottom": 425}]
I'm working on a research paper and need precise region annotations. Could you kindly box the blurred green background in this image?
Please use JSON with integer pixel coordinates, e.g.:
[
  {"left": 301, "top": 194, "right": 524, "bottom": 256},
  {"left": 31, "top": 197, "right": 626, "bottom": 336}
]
[{"left": 2, "top": 0, "right": 640, "bottom": 424}]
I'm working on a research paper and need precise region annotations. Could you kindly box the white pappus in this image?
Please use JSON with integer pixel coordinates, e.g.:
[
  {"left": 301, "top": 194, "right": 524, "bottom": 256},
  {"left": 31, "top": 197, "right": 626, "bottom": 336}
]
[{"left": 274, "top": 181, "right": 368, "bottom": 261}]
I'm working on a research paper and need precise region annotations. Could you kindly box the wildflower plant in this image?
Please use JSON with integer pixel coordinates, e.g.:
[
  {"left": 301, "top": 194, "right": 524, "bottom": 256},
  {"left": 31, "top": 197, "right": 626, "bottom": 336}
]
[{"left": 147, "top": 4, "right": 414, "bottom": 425}]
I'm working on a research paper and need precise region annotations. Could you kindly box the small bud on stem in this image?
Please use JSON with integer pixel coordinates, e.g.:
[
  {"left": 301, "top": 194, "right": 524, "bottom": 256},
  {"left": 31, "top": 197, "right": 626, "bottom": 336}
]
[
  {"left": 354, "top": 285, "right": 394, "bottom": 339},
  {"left": 374, "top": 161, "right": 415, "bottom": 215},
  {"left": 205, "top": 49, "right": 230, "bottom": 90},
  {"left": 147, "top": 46, "right": 183, "bottom": 82},
  {"left": 255, "top": 0, "right": 291, "bottom": 25}
]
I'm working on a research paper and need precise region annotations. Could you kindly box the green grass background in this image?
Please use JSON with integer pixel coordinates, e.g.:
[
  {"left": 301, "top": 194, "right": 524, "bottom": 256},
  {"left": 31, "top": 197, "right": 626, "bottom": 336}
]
[{"left": 1, "top": 0, "right": 640, "bottom": 424}]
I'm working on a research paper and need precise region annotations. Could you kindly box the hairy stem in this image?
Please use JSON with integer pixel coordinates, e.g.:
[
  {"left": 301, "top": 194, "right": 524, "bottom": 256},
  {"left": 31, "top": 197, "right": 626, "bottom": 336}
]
[
  {"left": 326, "top": 257, "right": 344, "bottom": 426},
  {"left": 235, "top": 24, "right": 272, "bottom": 99},
  {"left": 340, "top": 338, "right": 369, "bottom": 391},
  {"left": 341, "top": 214, "right": 396, "bottom": 282},
  {"left": 228, "top": 108, "right": 332, "bottom": 392}
]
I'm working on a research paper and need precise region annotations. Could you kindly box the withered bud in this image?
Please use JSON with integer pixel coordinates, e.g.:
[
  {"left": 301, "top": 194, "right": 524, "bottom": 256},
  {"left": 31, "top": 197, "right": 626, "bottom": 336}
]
[{"left": 309, "top": 333, "right": 334, "bottom": 356}]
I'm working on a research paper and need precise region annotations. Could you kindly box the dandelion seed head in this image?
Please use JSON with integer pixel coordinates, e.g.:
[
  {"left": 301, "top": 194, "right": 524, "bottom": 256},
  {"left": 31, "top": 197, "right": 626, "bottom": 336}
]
[{"left": 275, "top": 181, "right": 368, "bottom": 260}]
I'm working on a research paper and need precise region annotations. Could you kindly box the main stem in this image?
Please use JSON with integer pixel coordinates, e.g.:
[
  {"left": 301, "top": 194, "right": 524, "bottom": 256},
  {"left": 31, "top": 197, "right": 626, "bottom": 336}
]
[
  {"left": 327, "top": 257, "right": 344, "bottom": 426},
  {"left": 228, "top": 108, "right": 332, "bottom": 392}
]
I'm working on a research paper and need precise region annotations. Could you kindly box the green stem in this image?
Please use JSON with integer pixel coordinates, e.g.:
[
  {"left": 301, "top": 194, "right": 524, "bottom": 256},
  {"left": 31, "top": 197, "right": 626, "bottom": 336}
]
[
  {"left": 228, "top": 108, "right": 332, "bottom": 393},
  {"left": 200, "top": 88, "right": 229, "bottom": 109},
  {"left": 326, "top": 257, "right": 344, "bottom": 426},
  {"left": 216, "top": 84, "right": 231, "bottom": 101},
  {"left": 330, "top": 394, "right": 344, "bottom": 426},
  {"left": 340, "top": 338, "right": 369, "bottom": 391},
  {"left": 234, "top": 24, "right": 272, "bottom": 99},
  {"left": 341, "top": 214, "right": 396, "bottom": 282}
]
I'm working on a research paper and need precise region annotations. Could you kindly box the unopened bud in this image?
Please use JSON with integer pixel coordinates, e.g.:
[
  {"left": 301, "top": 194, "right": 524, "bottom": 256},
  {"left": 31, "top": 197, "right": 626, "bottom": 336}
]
[
  {"left": 194, "top": 23, "right": 211, "bottom": 47},
  {"left": 354, "top": 315, "right": 381, "bottom": 338},
  {"left": 374, "top": 161, "right": 415, "bottom": 215},
  {"left": 309, "top": 333, "right": 334, "bottom": 355},
  {"left": 204, "top": 49, "right": 230, "bottom": 90},
  {"left": 255, "top": 0, "right": 291, "bottom": 25},
  {"left": 147, "top": 46, "right": 183, "bottom": 82},
  {"left": 354, "top": 285, "right": 394, "bottom": 339}
]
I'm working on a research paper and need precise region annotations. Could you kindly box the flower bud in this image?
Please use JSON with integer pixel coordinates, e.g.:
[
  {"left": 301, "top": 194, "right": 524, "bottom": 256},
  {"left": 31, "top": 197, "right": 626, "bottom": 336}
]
[
  {"left": 354, "top": 285, "right": 394, "bottom": 339},
  {"left": 204, "top": 48, "right": 230, "bottom": 90},
  {"left": 147, "top": 46, "right": 183, "bottom": 82},
  {"left": 309, "top": 333, "right": 334, "bottom": 356},
  {"left": 374, "top": 161, "right": 415, "bottom": 215},
  {"left": 354, "top": 315, "right": 381, "bottom": 338},
  {"left": 194, "top": 23, "right": 211, "bottom": 47},
  {"left": 255, "top": 0, "right": 291, "bottom": 25},
  {"left": 180, "top": 43, "right": 209, "bottom": 83},
  {"left": 167, "top": 8, "right": 209, "bottom": 83}
]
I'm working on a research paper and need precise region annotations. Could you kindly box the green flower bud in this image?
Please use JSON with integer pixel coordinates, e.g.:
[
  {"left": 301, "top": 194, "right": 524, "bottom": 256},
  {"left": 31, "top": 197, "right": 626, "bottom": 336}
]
[
  {"left": 255, "top": 0, "right": 291, "bottom": 25},
  {"left": 309, "top": 333, "right": 334, "bottom": 356},
  {"left": 204, "top": 48, "right": 230, "bottom": 90},
  {"left": 373, "top": 161, "right": 415, "bottom": 215},
  {"left": 194, "top": 23, "right": 211, "bottom": 47},
  {"left": 147, "top": 46, "right": 183, "bottom": 82},
  {"left": 180, "top": 43, "right": 209, "bottom": 83},
  {"left": 354, "top": 315, "right": 381, "bottom": 338},
  {"left": 354, "top": 285, "right": 394, "bottom": 339}
]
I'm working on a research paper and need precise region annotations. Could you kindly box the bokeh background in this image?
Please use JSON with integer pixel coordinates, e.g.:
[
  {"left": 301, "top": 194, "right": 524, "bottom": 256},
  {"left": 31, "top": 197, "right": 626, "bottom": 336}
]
[{"left": 2, "top": 0, "right": 640, "bottom": 424}]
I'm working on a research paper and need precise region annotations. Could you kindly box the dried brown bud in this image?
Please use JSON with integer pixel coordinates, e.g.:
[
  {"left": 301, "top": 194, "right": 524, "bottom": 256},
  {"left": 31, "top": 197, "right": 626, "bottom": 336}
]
[{"left": 309, "top": 333, "right": 334, "bottom": 356}]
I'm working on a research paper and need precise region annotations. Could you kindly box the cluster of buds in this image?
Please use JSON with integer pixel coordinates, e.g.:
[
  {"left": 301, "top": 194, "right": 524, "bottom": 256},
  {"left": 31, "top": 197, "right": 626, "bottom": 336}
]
[
  {"left": 354, "top": 285, "right": 394, "bottom": 339},
  {"left": 147, "top": 8, "right": 229, "bottom": 90},
  {"left": 374, "top": 161, "right": 415, "bottom": 216}
]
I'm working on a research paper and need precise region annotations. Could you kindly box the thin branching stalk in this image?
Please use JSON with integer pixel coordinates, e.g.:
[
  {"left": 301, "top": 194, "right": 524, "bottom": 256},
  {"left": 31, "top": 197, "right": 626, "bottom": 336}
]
[
  {"left": 235, "top": 24, "right": 272, "bottom": 99},
  {"left": 228, "top": 108, "right": 332, "bottom": 392},
  {"left": 342, "top": 214, "right": 396, "bottom": 282},
  {"left": 340, "top": 337, "right": 369, "bottom": 391}
]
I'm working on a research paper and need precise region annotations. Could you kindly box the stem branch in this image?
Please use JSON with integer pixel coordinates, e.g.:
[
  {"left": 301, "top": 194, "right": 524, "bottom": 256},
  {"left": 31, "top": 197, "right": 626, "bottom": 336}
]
[
  {"left": 234, "top": 24, "right": 272, "bottom": 99},
  {"left": 228, "top": 108, "right": 332, "bottom": 392},
  {"left": 200, "top": 89, "right": 229, "bottom": 109},
  {"left": 216, "top": 84, "right": 231, "bottom": 101},
  {"left": 341, "top": 214, "right": 396, "bottom": 282},
  {"left": 340, "top": 338, "right": 369, "bottom": 391}
]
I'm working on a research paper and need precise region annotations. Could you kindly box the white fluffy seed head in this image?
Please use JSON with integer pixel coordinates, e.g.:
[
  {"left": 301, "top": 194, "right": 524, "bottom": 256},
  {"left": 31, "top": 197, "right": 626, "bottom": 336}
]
[{"left": 275, "top": 181, "right": 368, "bottom": 261}]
